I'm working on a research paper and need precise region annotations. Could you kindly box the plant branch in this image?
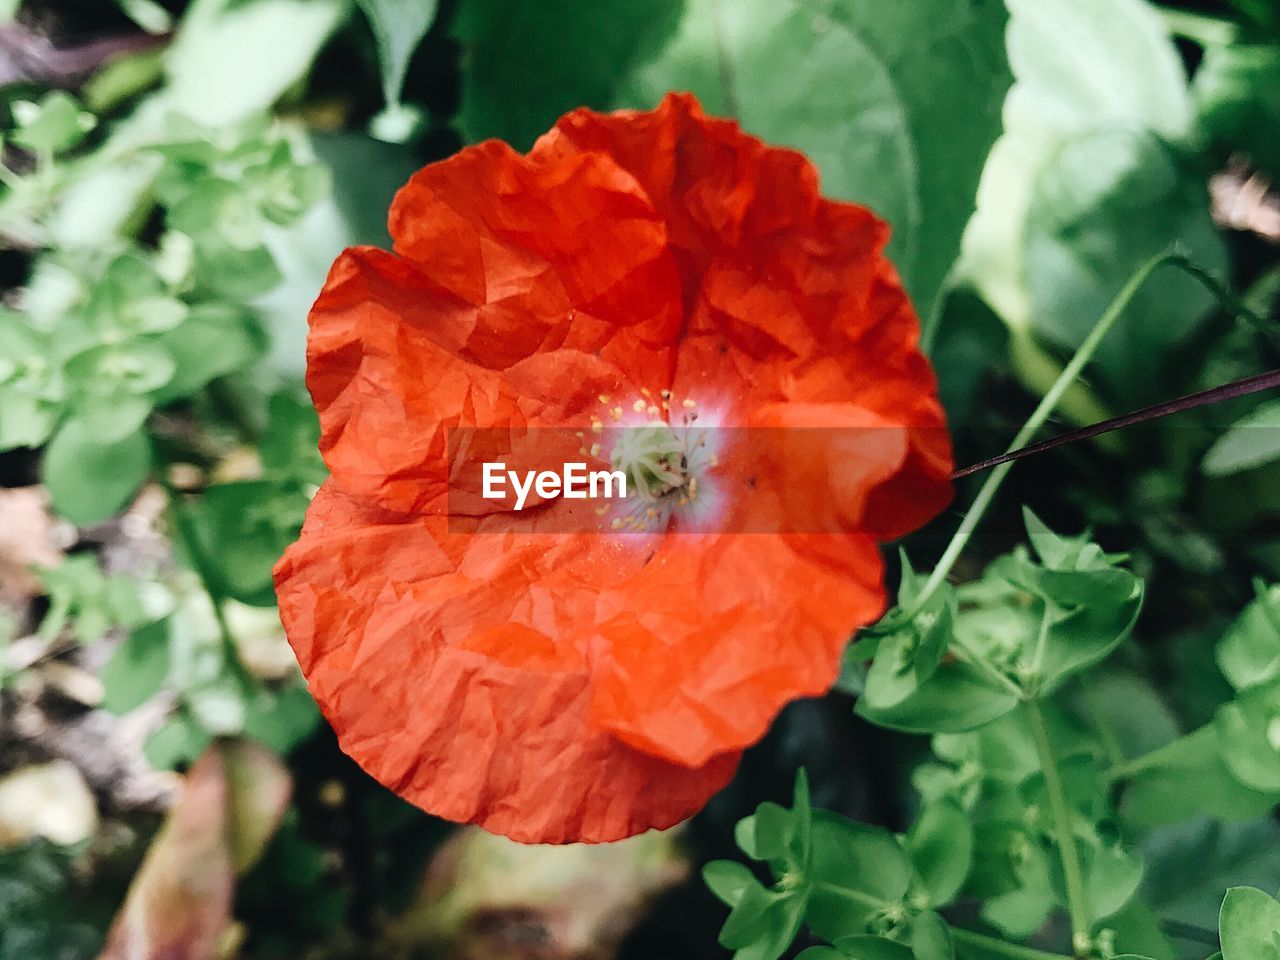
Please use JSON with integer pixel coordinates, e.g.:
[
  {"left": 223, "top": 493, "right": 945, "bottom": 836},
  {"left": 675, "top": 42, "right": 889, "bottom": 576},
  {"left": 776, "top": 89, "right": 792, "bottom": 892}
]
[
  {"left": 910, "top": 252, "right": 1179, "bottom": 616},
  {"left": 1025, "top": 699, "right": 1092, "bottom": 957}
]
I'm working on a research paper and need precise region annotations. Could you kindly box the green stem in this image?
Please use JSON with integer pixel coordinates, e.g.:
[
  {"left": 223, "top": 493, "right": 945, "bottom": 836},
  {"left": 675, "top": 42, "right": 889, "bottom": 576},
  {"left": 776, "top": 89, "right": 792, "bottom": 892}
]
[
  {"left": 1025, "top": 699, "right": 1092, "bottom": 957},
  {"left": 950, "top": 928, "right": 1071, "bottom": 960},
  {"left": 911, "top": 253, "right": 1179, "bottom": 616}
]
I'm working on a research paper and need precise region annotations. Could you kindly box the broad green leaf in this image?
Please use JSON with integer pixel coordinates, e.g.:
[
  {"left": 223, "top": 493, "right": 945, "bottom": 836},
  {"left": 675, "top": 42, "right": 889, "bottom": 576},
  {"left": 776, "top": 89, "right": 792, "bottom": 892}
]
[
  {"left": 64, "top": 341, "right": 176, "bottom": 399},
  {"left": 240, "top": 682, "right": 321, "bottom": 755},
  {"left": 1082, "top": 842, "right": 1144, "bottom": 921},
  {"left": 618, "top": 0, "right": 1010, "bottom": 326},
  {"left": 152, "top": 303, "right": 264, "bottom": 404},
  {"left": 144, "top": 712, "right": 212, "bottom": 770},
  {"left": 1122, "top": 726, "right": 1280, "bottom": 827},
  {"left": 9, "top": 92, "right": 96, "bottom": 154},
  {"left": 856, "top": 662, "right": 1020, "bottom": 735},
  {"left": 1196, "top": 43, "right": 1280, "bottom": 176},
  {"left": 1219, "top": 887, "right": 1280, "bottom": 960},
  {"left": 163, "top": 0, "right": 348, "bottom": 127},
  {"left": 1215, "top": 681, "right": 1280, "bottom": 791},
  {"left": 1021, "top": 130, "right": 1226, "bottom": 404},
  {"left": 910, "top": 913, "right": 955, "bottom": 960},
  {"left": 456, "top": 0, "right": 684, "bottom": 150},
  {"left": 185, "top": 481, "right": 308, "bottom": 605},
  {"left": 1142, "top": 816, "right": 1280, "bottom": 935},
  {"left": 1204, "top": 400, "right": 1280, "bottom": 477},
  {"left": 805, "top": 813, "right": 913, "bottom": 942},
  {"left": 1217, "top": 583, "right": 1280, "bottom": 691},
  {"left": 356, "top": 0, "right": 438, "bottom": 109},
  {"left": 43, "top": 419, "right": 150, "bottom": 525},
  {"left": 960, "top": 0, "right": 1226, "bottom": 406},
  {"left": 704, "top": 860, "right": 757, "bottom": 905},
  {"left": 717, "top": 881, "right": 806, "bottom": 960},
  {"left": 906, "top": 800, "right": 973, "bottom": 908},
  {"left": 101, "top": 621, "right": 171, "bottom": 714}
]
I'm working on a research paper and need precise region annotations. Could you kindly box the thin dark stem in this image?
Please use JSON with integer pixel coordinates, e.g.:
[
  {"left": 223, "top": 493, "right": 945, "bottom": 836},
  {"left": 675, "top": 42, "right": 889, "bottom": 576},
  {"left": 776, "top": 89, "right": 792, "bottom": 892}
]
[{"left": 952, "top": 368, "right": 1280, "bottom": 481}]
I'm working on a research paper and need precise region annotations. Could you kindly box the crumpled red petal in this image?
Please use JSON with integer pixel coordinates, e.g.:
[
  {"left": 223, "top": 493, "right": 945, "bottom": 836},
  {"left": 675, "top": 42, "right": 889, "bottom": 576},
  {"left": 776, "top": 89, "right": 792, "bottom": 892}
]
[{"left": 275, "top": 481, "right": 739, "bottom": 843}]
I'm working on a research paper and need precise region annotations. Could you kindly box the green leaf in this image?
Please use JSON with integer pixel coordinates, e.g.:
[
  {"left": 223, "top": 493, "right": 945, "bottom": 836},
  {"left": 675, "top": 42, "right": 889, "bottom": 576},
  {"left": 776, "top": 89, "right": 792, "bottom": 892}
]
[
  {"left": 43, "top": 419, "right": 150, "bottom": 525},
  {"left": 1204, "top": 400, "right": 1280, "bottom": 477},
  {"left": 1021, "top": 131, "right": 1226, "bottom": 405},
  {"left": 961, "top": 0, "right": 1226, "bottom": 406},
  {"left": 9, "top": 92, "right": 97, "bottom": 154},
  {"left": 1122, "top": 726, "right": 1280, "bottom": 827},
  {"left": 718, "top": 883, "right": 806, "bottom": 960},
  {"left": 356, "top": 0, "right": 438, "bottom": 110},
  {"left": 1217, "top": 583, "right": 1280, "bottom": 691},
  {"left": 241, "top": 682, "right": 320, "bottom": 754},
  {"left": 856, "top": 662, "right": 1020, "bottom": 735},
  {"left": 185, "top": 481, "right": 307, "bottom": 605},
  {"left": 65, "top": 341, "right": 176, "bottom": 399},
  {"left": 101, "top": 620, "right": 171, "bottom": 714},
  {"left": 1215, "top": 681, "right": 1280, "bottom": 791},
  {"left": 1082, "top": 842, "right": 1144, "bottom": 921},
  {"left": 163, "top": 0, "right": 348, "bottom": 127},
  {"left": 906, "top": 800, "right": 973, "bottom": 908},
  {"left": 805, "top": 813, "right": 913, "bottom": 942},
  {"left": 618, "top": 0, "right": 1010, "bottom": 326},
  {"left": 909, "top": 913, "right": 955, "bottom": 960},
  {"left": 1196, "top": 43, "right": 1280, "bottom": 176},
  {"left": 1142, "top": 816, "right": 1280, "bottom": 935},
  {"left": 705, "top": 860, "right": 757, "bottom": 905},
  {"left": 1219, "top": 887, "right": 1280, "bottom": 960},
  {"left": 152, "top": 303, "right": 265, "bottom": 404},
  {"left": 144, "top": 712, "right": 212, "bottom": 770},
  {"left": 456, "top": 0, "right": 685, "bottom": 150}
]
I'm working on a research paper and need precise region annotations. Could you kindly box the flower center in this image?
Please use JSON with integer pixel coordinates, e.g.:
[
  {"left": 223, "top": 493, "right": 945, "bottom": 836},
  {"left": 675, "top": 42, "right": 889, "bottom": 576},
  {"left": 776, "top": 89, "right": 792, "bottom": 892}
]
[{"left": 587, "top": 390, "right": 719, "bottom": 533}]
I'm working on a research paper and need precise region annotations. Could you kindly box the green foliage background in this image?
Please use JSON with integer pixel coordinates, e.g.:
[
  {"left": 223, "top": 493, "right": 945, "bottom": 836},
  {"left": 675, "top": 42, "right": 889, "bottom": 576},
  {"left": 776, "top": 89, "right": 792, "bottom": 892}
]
[{"left": 1, "top": 0, "right": 1279, "bottom": 958}]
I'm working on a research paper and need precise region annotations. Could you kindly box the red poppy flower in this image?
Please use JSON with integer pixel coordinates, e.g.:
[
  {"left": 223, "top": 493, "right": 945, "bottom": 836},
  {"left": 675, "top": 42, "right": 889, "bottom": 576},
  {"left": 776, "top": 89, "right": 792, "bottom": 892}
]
[{"left": 274, "top": 93, "right": 951, "bottom": 844}]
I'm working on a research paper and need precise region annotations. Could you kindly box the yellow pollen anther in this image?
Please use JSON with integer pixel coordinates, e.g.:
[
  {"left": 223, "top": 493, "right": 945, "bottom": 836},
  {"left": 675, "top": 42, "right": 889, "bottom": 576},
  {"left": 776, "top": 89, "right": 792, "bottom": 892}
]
[
  {"left": 682, "top": 398, "right": 697, "bottom": 409},
  {"left": 589, "top": 443, "right": 602, "bottom": 457},
  {"left": 610, "top": 518, "right": 623, "bottom": 530},
  {"left": 590, "top": 419, "right": 603, "bottom": 434},
  {"left": 641, "top": 387, "right": 651, "bottom": 398},
  {"left": 598, "top": 394, "right": 611, "bottom": 404},
  {"left": 660, "top": 389, "right": 672, "bottom": 399},
  {"left": 610, "top": 406, "right": 623, "bottom": 420},
  {"left": 632, "top": 399, "right": 647, "bottom": 413},
  {"left": 574, "top": 430, "right": 584, "bottom": 438},
  {"left": 646, "top": 405, "right": 661, "bottom": 416},
  {"left": 646, "top": 508, "right": 657, "bottom": 518}
]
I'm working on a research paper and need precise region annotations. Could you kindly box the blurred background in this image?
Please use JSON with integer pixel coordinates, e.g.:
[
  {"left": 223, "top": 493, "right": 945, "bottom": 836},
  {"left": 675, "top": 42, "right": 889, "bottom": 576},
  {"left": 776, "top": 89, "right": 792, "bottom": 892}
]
[{"left": 0, "top": 0, "right": 1278, "bottom": 957}]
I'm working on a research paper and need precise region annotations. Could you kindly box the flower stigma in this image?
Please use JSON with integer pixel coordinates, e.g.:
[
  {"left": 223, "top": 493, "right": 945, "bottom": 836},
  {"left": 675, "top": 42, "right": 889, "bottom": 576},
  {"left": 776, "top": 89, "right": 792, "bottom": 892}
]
[{"left": 596, "top": 391, "right": 722, "bottom": 534}]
